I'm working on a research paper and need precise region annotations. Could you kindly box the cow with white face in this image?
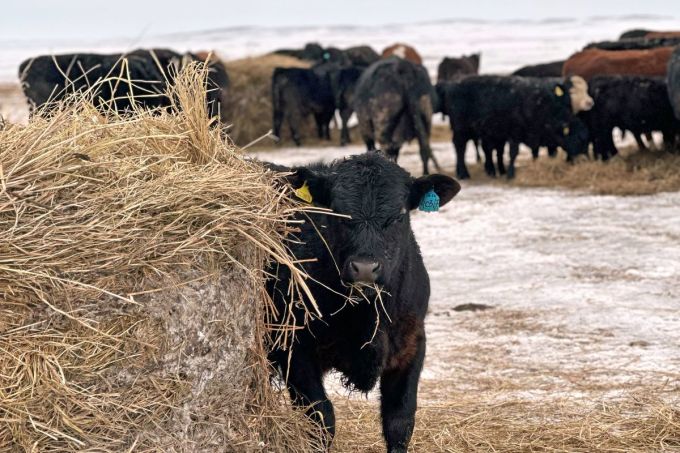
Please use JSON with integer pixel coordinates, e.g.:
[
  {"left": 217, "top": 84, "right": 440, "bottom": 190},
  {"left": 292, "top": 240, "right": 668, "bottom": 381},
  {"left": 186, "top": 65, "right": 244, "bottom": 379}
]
[{"left": 568, "top": 75, "right": 594, "bottom": 113}]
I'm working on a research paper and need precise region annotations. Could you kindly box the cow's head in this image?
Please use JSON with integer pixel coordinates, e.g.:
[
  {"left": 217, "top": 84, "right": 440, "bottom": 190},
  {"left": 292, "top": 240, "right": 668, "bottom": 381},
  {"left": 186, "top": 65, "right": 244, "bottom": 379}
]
[
  {"left": 279, "top": 153, "right": 460, "bottom": 287},
  {"left": 567, "top": 75, "right": 593, "bottom": 113}
]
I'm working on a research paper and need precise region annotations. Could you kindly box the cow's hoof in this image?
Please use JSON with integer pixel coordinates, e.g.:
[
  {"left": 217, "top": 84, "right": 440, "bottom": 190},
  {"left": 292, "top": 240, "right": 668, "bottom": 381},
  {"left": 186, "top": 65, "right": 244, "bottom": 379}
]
[
  {"left": 507, "top": 169, "right": 516, "bottom": 179},
  {"left": 456, "top": 170, "right": 470, "bottom": 180}
]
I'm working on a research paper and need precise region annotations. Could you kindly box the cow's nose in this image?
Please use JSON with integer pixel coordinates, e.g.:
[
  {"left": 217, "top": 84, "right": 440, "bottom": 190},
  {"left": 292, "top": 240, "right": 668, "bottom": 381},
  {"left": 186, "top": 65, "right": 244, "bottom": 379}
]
[{"left": 348, "top": 260, "right": 381, "bottom": 283}]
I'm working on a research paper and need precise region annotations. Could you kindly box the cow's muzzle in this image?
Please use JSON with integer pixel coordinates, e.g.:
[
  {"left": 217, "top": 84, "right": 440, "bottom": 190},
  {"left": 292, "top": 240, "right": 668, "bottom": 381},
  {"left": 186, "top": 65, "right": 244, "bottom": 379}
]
[{"left": 345, "top": 259, "right": 382, "bottom": 284}]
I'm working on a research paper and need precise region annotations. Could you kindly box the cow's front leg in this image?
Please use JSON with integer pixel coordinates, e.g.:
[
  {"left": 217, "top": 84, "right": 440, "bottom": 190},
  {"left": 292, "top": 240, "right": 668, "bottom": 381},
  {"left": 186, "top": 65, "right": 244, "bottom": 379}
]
[
  {"left": 279, "top": 350, "right": 335, "bottom": 449},
  {"left": 380, "top": 332, "right": 425, "bottom": 453}
]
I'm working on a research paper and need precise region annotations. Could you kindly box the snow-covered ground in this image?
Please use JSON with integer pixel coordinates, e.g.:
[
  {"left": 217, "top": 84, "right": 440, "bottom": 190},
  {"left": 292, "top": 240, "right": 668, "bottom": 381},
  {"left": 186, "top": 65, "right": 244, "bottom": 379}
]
[
  {"left": 1, "top": 15, "right": 679, "bottom": 83},
  {"left": 251, "top": 142, "right": 680, "bottom": 403}
]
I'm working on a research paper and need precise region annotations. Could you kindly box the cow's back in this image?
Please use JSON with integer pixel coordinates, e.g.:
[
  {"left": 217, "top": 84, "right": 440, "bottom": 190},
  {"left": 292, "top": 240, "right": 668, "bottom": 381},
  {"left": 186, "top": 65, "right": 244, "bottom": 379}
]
[
  {"left": 512, "top": 60, "right": 564, "bottom": 77},
  {"left": 563, "top": 47, "right": 675, "bottom": 80}
]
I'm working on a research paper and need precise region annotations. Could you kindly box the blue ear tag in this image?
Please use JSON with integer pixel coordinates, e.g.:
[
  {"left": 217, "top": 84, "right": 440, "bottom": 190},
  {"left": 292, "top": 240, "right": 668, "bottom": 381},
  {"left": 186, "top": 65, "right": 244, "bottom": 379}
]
[
  {"left": 323, "top": 52, "right": 330, "bottom": 61},
  {"left": 419, "top": 189, "right": 440, "bottom": 212}
]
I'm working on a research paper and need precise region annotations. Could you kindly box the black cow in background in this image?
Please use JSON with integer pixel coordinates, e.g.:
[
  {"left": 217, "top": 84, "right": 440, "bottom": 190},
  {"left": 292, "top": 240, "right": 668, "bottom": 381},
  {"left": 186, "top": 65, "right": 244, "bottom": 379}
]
[
  {"left": 273, "top": 42, "right": 325, "bottom": 61},
  {"left": 585, "top": 37, "right": 680, "bottom": 51},
  {"left": 512, "top": 60, "right": 565, "bottom": 77},
  {"left": 668, "top": 46, "right": 680, "bottom": 122},
  {"left": 329, "top": 65, "right": 363, "bottom": 145},
  {"left": 436, "top": 53, "right": 480, "bottom": 82},
  {"left": 344, "top": 45, "right": 380, "bottom": 67},
  {"left": 437, "top": 75, "right": 593, "bottom": 179},
  {"left": 18, "top": 48, "right": 230, "bottom": 121},
  {"left": 266, "top": 152, "right": 461, "bottom": 452},
  {"left": 271, "top": 66, "right": 335, "bottom": 145},
  {"left": 581, "top": 75, "right": 680, "bottom": 160},
  {"left": 354, "top": 57, "right": 440, "bottom": 175},
  {"left": 620, "top": 29, "right": 652, "bottom": 39},
  {"left": 272, "top": 60, "right": 365, "bottom": 146},
  {"left": 274, "top": 42, "right": 379, "bottom": 67}
]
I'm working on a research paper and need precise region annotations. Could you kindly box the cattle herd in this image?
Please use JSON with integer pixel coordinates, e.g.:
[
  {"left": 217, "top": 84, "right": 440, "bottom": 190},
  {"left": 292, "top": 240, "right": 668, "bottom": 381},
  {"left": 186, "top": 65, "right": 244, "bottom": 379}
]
[
  {"left": 9, "top": 27, "right": 680, "bottom": 453},
  {"left": 15, "top": 30, "right": 680, "bottom": 181}
]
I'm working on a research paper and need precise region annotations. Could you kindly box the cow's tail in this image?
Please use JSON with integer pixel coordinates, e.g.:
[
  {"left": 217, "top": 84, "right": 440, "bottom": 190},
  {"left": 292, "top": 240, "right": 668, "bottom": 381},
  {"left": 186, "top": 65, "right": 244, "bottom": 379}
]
[{"left": 404, "top": 87, "right": 441, "bottom": 173}]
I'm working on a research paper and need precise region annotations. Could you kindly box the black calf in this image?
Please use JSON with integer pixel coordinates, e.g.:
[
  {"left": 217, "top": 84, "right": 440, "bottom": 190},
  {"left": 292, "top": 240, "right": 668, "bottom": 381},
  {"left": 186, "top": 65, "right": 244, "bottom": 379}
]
[{"left": 266, "top": 153, "right": 460, "bottom": 452}]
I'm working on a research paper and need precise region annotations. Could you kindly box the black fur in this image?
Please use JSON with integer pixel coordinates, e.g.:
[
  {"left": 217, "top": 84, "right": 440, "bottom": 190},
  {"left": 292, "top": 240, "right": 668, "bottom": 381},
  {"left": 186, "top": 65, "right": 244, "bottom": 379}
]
[
  {"left": 436, "top": 54, "right": 480, "bottom": 82},
  {"left": 512, "top": 60, "right": 565, "bottom": 77},
  {"left": 266, "top": 153, "right": 460, "bottom": 452},
  {"left": 585, "top": 37, "right": 680, "bottom": 51},
  {"left": 353, "top": 57, "right": 439, "bottom": 175},
  {"left": 271, "top": 66, "right": 336, "bottom": 145},
  {"left": 18, "top": 48, "right": 229, "bottom": 121},
  {"left": 580, "top": 75, "right": 680, "bottom": 159},
  {"left": 437, "top": 75, "right": 588, "bottom": 179}
]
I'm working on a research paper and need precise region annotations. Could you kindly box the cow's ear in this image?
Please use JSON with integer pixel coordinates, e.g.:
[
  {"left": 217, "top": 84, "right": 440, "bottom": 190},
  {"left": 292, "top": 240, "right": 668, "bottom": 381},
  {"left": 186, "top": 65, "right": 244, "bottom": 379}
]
[
  {"left": 264, "top": 163, "right": 331, "bottom": 206},
  {"left": 409, "top": 174, "right": 461, "bottom": 210}
]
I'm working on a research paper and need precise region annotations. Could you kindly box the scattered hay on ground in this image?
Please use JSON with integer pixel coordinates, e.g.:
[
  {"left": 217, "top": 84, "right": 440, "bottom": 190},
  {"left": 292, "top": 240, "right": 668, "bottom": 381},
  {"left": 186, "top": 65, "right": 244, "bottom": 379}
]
[
  {"left": 458, "top": 146, "right": 680, "bottom": 196},
  {"left": 333, "top": 389, "right": 680, "bottom": 452},
  {"left": 0, "top": 64, "right": 320, "bottom": 452}
]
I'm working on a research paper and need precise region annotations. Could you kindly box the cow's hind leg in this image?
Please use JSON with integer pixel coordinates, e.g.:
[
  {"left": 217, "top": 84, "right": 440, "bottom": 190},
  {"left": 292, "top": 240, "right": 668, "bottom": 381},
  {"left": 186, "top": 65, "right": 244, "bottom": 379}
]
[
  {"left": 453, "top": 132, "right": 470, "bottom": 179},
  {"left": 481, "top": 140, "right": 496, "bottom": 177},
  {"left": 380, "top": 332, "right": 425, "bottom": 453},
  {"left": 507, "top": 141, "right": 520, "bottom": 179},
  {"left": 339, "top": 108, "right": 351, "bottom": 146},
  {"left": 634, "top": 132, "right": 648, "bottom": 151},
  {"left": 496, "top": 144, "right": 506, "bottom": 176}
]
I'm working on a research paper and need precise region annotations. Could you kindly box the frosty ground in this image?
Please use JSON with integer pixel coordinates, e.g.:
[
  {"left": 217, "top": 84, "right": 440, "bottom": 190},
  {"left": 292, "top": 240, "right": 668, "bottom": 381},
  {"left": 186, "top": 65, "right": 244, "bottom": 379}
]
[{"left": 251, "top": 142, "right": 680, "bottom": 442}]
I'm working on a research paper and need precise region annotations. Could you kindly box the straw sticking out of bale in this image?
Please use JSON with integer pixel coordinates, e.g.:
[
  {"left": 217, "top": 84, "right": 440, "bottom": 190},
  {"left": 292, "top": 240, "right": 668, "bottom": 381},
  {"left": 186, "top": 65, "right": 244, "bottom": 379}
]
[{"left": 0, "top": 63, "right": 320, "bottom": 451}]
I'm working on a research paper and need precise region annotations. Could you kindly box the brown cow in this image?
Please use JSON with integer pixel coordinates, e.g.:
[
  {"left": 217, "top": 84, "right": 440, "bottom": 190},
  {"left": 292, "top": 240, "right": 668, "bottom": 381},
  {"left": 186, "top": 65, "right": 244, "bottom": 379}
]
[
  {"left": 646, "top": 31, "right": 680, "bottom": 39},
  {"left": 381, "top": 43, "right": 423, "bottom": 65},
  {"left": 563, "top": 47, "right": 674, "bottom": 81}
]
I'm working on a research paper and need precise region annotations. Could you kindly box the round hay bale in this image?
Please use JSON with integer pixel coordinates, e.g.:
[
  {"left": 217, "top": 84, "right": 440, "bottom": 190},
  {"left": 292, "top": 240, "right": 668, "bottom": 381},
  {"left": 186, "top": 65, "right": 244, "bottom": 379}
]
[
  {"left": 0, "top": 64, "right": 319, "bottom": 452},
  {"left": 222, "top": 54, "right": 316, "bottom": 147}
]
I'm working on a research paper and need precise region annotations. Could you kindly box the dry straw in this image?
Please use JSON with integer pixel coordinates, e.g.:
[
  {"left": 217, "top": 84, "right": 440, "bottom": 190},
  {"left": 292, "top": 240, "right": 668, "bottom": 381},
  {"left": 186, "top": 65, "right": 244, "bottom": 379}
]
[
  {"left": 0, "top": 62, "right": 320, "bottom": 451},
  {"left": 507, "top": 147, "right": 680, "bottom": 195}
]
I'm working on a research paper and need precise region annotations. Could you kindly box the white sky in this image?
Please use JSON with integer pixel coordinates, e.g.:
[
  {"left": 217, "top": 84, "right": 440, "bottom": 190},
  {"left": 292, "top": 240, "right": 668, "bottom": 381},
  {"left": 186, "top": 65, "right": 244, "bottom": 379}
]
[{"left": 0, "top": 0, "right": 678, "bottom": 40}]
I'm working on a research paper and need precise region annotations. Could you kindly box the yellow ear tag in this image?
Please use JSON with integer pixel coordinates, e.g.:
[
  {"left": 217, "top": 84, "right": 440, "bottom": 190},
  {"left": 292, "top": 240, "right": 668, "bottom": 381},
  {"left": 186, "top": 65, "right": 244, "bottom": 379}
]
[
  {"left": 554, "top": 86, "right": 564, "bottom": 97},
  {"left": 563, "top": 126, "right": 570, "bottom": 136},
  {"left": 294, "top": 181, "right": 313, "bottom": 203}
]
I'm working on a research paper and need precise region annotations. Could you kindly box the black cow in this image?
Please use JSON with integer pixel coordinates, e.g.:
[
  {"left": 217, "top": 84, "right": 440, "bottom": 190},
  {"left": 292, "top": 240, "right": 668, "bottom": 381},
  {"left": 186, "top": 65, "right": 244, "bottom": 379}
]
[
  {"left": 581, "top": 75, "right": 680, "bottom": 159},
  {"left": 344, "top": 45, "right": 380, "bottom": 67},
  {"left": 353, "top": 57, "right": 440, "bottom": 175},
  {"left": 271, "top": 66, "right": 335, "bottom": 145},
  {"left": 668, "top": 46, "right": 680, "bottom": 121},
  {"left": 18, "top": 48, "right": 229, "bottom": 121},
  {"left": 328, "top": 65, "right": 363, "bottom": 145},
  {"left": 266, "top": 152, "right": 461, "bottom": 452},
  {"left": 512, "top": 60, "right": 565, "bottom": 77},
  {"left": 437, "top": 75, "right": 592, "bottom": 179},
  {"left": 436, "top": 54, "right": 480, "bottom": 82},
  {"left": 585, "top": 37, "right": 680, "bottom": 51},
  {"left": 274, "top": 42, "right": 325, "bottom": 62},
  {"left": 619, "top": 29, "right": 652, "bottom": 39}
]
